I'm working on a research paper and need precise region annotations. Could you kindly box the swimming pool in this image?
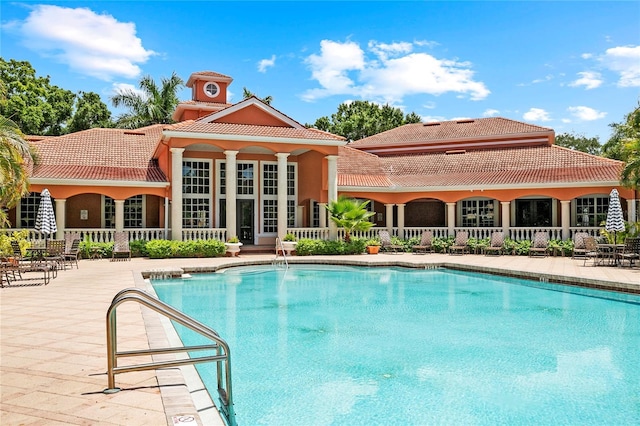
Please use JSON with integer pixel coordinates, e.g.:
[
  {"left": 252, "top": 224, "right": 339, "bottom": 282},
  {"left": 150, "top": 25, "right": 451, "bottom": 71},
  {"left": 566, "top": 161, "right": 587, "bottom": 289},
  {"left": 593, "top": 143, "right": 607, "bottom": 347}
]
[{"left": 152, "top": 265, "right": 640, "bottom": 425}]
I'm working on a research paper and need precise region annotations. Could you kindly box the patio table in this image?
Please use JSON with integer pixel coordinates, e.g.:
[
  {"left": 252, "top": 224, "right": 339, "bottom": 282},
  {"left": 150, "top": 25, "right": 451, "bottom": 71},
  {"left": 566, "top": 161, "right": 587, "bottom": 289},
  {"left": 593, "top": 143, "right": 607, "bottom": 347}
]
[{"left": 596, "top": 244, "right": 625, "bottom": 266}]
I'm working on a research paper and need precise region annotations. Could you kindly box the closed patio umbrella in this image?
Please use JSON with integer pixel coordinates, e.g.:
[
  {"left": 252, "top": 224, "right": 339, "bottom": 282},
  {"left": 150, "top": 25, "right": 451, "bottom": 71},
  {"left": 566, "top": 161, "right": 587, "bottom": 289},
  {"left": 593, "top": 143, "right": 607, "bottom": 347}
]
[
  {"left": 35, "top": 188, "right": 57, "bottom": 239},
  {"left": 605, "top": 188, "right": 624, "bottom": 243}
]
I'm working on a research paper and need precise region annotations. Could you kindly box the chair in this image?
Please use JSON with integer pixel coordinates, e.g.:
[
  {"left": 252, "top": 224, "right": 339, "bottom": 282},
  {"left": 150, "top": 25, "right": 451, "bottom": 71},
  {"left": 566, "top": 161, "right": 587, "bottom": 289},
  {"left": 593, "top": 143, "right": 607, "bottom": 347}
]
[
  {"left": 483, "top": 232, "right": 505, "bottom": 256},
  {"left": 45, "top": 239, "right": 66, "bottom": 271},
  {"left": 582, "top": 237, "right": 602, "bottom": 266},
  {"left": 617, "top": 237, "right": 640, "bottom": 268},
  {"left": 412, "top": 231, "right": 433, "bottom": 254},
  {"left": 571, "top": 232, "right": 590, "bottom": 258},
  {"left": 6, "top": 240, "right": 54, "bottom": 285},
  {"left": 449, "top": 231, "right": 469, "bottom": 255},
  {"left": 528, "top": 232, "right": 549, "bottom": 257},
  {"left": 379, "top": 230, "right": 403, "bottom": 253},
  {"left": 63, "top": 239, "right": 81, "bottom": 269},
  {"left": 111, "top": 232, "right": 131, "bottom": 261}
]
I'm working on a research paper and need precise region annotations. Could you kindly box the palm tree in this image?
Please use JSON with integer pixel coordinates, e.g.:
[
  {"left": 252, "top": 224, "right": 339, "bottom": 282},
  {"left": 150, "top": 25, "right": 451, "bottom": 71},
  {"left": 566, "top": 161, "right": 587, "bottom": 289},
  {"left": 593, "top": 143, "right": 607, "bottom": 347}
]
[
  {"left": 0, "top": 115, "right": 32, "bottom": 226},
  {"left": 325, "top": 195, "right": 375, "bottom": 242},
  {"left": 242, "top": 87, "right": 273, "bottom": 105},
  {"left": 619, "top": 106, "right": 640, "bottom": 190},
  {"left": 111, "top": 72, "right": 184, "bottom": 129}
]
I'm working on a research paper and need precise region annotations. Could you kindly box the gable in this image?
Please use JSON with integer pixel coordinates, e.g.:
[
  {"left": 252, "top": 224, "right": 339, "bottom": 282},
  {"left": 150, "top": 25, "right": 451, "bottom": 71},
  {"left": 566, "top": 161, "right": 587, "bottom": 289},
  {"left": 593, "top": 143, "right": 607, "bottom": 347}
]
[{"left": 214, "top": 103, "right": 291, "bottom": 127}]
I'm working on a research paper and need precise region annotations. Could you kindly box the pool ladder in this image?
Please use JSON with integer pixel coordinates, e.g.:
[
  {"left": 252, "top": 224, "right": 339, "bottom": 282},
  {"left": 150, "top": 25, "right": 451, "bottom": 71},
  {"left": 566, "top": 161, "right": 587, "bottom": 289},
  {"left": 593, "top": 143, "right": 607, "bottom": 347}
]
[
  {"left": 273, "top": 237, "right": 289, "bottom": 269},
  {"left": 104, "top": 288, "right": 237, "bottom": 426}
]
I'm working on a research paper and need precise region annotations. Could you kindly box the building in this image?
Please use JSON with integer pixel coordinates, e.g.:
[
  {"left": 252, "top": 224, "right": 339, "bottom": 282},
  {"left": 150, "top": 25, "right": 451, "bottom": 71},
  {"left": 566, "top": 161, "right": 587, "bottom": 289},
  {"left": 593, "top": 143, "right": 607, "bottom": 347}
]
[{"left": 6, "top": 71, "right": 638, "bottom": 244}]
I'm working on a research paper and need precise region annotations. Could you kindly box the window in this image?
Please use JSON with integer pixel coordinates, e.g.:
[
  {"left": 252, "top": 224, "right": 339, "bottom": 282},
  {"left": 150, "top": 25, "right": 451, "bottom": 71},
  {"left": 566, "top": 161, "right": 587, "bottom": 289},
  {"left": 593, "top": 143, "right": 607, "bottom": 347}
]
[
  {"left": 261, "top": 162, "right": 297, "bottom": 233},
  {"left": 104, "top": 195, "right": 144, "bottom": 228},
  {"left": 461, "top": 199, "right": 495, "bottom": 227},
  {"left": 515, "top": 199, "right": 551, "bottom": 227},
  {"left": 203, "top": 82, "right": 219, "bottom": 98},
  {"left": 576, "top": 196, "right": 609, "bottom": 227},
  {"left": 19, "top": 192, "right": 42, "bottom": 228},
  {"left": 183, "top": 160, "right": 211, "bottom": 228},
  {"left": 311, "top": 201, "right": 320, "bottom": 228},
  {"left": 237, "top": 163, "right": 254, "bottom": 195},
  {"left": 263, "top": 199, "right": 278, "bottom": 233}
]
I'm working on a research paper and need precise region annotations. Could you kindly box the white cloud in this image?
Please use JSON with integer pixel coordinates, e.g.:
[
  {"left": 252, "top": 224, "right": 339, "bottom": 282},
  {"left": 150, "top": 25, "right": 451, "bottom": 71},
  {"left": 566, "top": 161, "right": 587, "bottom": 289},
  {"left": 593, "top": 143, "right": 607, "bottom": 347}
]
[
  {"left": 561, "top": 118, "right": 572, "bottom": 123},
  {"left": 111, "top": 82, "right": 145, "bottom": 98},
  {"left": 258, "top": 55, "right": 276, "bottom": 73},
  {"left": 482, "top": 109, "right": 500, "bottom": 117},
  {"left": 581, "top": 53, "right": 593, "bottom": 59},
  {"left": 8, "top": 5, "right": 154, "bottom": 81},
  {"left": 567, "top": 106, "right": 607, "bottom": 121},
  {"left": 302, "top": 39, "right": 489, "bottom": 103},
  {"left": 523, "top": 108, "right": 551, "bottom": 122},
  {"left": 601, "top": 45, "right": 640, "bottom": 87},
  {"left": 569, "top": 71, "right": 603, "bottom": 89},
  {"left": 422, "top": 115, "right": 448, "bottom": 123}
]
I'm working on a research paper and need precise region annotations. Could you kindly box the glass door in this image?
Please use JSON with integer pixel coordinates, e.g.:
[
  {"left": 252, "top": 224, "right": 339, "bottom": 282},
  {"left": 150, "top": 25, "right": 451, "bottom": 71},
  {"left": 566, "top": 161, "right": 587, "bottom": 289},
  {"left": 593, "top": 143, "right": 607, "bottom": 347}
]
[{"left": 237, "top": 200, "right": 254, "bottom": 245}]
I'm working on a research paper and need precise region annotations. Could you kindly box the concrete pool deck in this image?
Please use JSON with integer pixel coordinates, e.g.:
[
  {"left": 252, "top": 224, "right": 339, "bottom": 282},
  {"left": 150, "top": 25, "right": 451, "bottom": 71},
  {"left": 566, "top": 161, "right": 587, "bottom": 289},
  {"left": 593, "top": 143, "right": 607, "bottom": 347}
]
[{"left": 1, "top": 253, "right": 638, "bottom": 425}]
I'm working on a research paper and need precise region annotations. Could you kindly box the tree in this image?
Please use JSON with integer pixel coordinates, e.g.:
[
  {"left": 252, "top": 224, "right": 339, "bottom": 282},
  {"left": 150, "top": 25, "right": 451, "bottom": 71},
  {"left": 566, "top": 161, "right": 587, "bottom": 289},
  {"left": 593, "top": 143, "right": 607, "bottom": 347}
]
[
  {"left": 68, "top": 91, "right": 113, "bottom": 133},
  {"left": 602, "top": 103, "right": 640, "bottom": 190},
  {"left": 309, "top": 101, "right": 422, "bottom": 141},
  {"left": 242, "top": 87, "right": 273, "bottom": 105},
  {"left": 325, "top": 195, "right": 375, "bottom": 242},
  {"left": 555, "top": 132, "right": 601, "bottom": 155},
  {"left": 0, "top": 58, "right": 114, "bottom": 135},
  {"left": 111, "top": 72, "right": 184, "bottom": 129},
  {"left": 0, "top": 115, "right": 32, "bottom": 226}
]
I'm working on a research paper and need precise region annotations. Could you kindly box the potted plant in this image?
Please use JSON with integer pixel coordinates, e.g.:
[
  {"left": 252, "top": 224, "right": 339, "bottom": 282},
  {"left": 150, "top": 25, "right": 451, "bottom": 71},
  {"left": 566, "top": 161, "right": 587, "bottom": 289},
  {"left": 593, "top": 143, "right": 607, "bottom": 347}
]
[
  {"left": 225, "top": 236, "right": 242, "bottom": 257},
  {"left": 281, "top": 233, "right": 298, "bottom": 255},
  {"left": 365, "top": 239, "right": 381, "bottom": 254}
]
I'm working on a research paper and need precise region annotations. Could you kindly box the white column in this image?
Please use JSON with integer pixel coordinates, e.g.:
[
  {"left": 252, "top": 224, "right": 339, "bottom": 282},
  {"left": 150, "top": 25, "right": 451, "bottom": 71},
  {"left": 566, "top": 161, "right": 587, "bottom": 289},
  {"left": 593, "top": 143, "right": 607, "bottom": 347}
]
[
  {"left": 296, "top": 206, "right": 304, "bottom": 227},
  {"left": 276, "top": 153, "right": 290, "bottom": 239},
  {"left": 385, "top": 203, "right": 394, "bottom": 233},
  {"left": 170, "top": 148, "right": 185, "bottom": 240},
  {"left": 446, "top": 202, "right": 456, "bottom": 237},
  {"left": 397, "top": 203, "right": 406, "bottom": 239},
  {"left": 501, "top": 201, "right": 511, "bottom": 235},
  {"left": 627, "top": 198, "right": 637, "bottom": 223},
  {"left": 224, "top": 150, "right": 239, "bottom": 239},
  {"left": 560, "top": 200, "right": 571, "bottom": 240},
  {"left": 114, "top": 200, "right": 125, "bottom": 233},
  {"left": 319, "top": 203, "right": 327, "bottom": 228},
  {"left": 326, "top": 155, "right": 339, "bottom": 239},
  {"left": 55, "top": 198, "right": 66, "bottom": 240}
]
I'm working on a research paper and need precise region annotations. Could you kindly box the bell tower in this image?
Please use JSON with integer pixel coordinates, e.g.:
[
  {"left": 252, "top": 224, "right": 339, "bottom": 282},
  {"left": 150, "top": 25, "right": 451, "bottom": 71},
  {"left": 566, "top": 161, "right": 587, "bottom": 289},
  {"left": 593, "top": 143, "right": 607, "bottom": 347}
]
[{"left": 173, "top": 71, "right": 233, "bottom": 122}]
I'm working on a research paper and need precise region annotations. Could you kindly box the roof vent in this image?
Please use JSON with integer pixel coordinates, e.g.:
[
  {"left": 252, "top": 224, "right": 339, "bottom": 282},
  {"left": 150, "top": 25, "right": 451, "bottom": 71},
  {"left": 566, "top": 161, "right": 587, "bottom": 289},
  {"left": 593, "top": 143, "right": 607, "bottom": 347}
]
[
  {"left": 445, "top": 149, "right": 466, "bottom": 155},
  {"left": 456, "top": 119, "right": 475, "bottom": 124},
  {"left": 123, "top": 131, "right": 145, "bottom": 135},
  {"left": 423, "top": 122, "right": 441, "bottom": 126}
]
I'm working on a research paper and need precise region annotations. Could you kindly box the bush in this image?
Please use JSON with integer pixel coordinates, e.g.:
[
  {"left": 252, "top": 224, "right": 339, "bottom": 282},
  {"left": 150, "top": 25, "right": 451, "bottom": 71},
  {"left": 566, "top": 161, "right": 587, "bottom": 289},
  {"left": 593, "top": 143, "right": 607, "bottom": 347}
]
[
  {"left": 146, "top": 239, "right": 225, "bottom": 258},
  {"left": 296, "top": 238, "right": 366, "bottom": 255},
  {"left": 79, "top": 240, "right": 113, "bottom": 259},
  {"left": 129, "top": 239, "right": 148, "bottom": 257},
  {"left": 146, "top": 240, "right": 178, "bottom": 258}
]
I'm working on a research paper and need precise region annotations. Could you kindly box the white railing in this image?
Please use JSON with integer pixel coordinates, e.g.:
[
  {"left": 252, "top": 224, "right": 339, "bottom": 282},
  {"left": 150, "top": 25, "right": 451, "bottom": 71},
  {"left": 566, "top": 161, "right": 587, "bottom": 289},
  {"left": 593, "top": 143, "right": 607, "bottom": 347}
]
[
  {"left": 509, "top": 227, "right": 562, "bottom": 241},
  {"left": 182, "top": 228, "right": 227, "bottom": 241},
  {"left": 287, "top": 227, "right": 331, "bottom": 240},
  {"left": 569, "top": 227, "right": 602, "bottom": 238}
]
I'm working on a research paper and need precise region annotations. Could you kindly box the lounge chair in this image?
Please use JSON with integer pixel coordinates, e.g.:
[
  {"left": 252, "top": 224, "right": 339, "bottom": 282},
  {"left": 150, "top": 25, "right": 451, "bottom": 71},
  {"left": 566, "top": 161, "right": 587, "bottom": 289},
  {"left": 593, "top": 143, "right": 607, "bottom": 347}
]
[
  {"left": 449, "top": 231, "right": 469, "bottom": 255},
  {"left": 379, "top": 230, "right": 403, "bottom": 253},
  {"left": 412, "top": 231, "right": 433, "bottom": 254},
  {"left": 528, "top": 232, "right": 550, "bottom": 257},
  {"left": 571, "top": 232, "right": 590, "bottom": 259},
  {"left": 483, "top": 232, "right": 504, "bottom": 256},
  {"left": 617, "top": 237, "right": 640, "bottom": 268},
  {"left": 5, "top": 240, "right": 54, "bottom": 286},
  {"left": 111, "top": 232, "right": 131, "bottom": 261}
]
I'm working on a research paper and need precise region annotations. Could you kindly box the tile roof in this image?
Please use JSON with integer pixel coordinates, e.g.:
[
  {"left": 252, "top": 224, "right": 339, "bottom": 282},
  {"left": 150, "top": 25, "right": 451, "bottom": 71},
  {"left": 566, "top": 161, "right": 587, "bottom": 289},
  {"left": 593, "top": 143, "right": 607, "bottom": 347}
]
[
  {"left": 186, "top": 71, "right": 233, "bottom": 86},
  {"left": 339, "top": 145, "right": 624, "bottom": 188},
  {"left": 169, "top": 122, "right": 346, "bottom": 141},
  {"left": 29, "top": 125, "right": 167, "bottom": 182},
  {"left": 349, "top": 117, "right": 553, "bottom": 148}
]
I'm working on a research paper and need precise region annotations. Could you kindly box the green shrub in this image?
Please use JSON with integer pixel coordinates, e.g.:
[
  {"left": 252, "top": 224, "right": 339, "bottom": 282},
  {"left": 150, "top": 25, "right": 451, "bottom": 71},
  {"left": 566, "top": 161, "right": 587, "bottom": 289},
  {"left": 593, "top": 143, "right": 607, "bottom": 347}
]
[
  {"left": 145, "top": 239, "right": 225, "bottom": 258},
  {"left": 296, "top": 238, "right": 366, "bottom": 255},
  {"left": 146, "top": 240, "right": 178, "bottom": 258},
  {"left": 129, "top": 239, "right": 148, "bottom": 257},
  {"left": 79, "top": 241, "right": 113, "bottom": 259},
  {"left": 432, "top": 236, "right": 453, "bottom": 253}
]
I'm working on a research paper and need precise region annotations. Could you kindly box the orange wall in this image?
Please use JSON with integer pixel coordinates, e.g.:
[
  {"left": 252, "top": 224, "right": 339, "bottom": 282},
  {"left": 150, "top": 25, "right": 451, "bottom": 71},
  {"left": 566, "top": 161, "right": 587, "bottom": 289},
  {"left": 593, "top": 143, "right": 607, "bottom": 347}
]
[
  {"left": 66, "top": 194, "right": 102, "bottom": 228},
  {"left": 193, "top": 80, "right": 228, "bottom": 103},
  {"left": 297, "top": 150, "right": 327, "bottom": 202},
  {"left": 29, "top": 184, "right": 168, "bottom": 200}
]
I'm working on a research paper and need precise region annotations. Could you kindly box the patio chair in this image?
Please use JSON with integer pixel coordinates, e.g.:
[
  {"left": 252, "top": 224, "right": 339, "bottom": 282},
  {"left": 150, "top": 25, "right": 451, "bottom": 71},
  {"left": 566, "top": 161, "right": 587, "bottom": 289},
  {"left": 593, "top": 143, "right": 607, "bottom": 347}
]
[
  {"left": 528, "top": 232, "right": 549, "bottom": 257},
  {"left": 412, "top": 231, "right": 433, "bottom": 254},
  {"left": 582, "top": 237, "right": 602, "bottom": 266},
  {"left": 63, "top": 238, "right": 81, "bottom": 269},
  {"left": 6, "top": 240, "right": 54, "bottom": 285},
  {"left": 111, "top": 232, "right": 131, "bottom": 261},
  {"left": 45, "top": 239, "right": 67, "bottom": 271},
  {"left": 483, "top": 232, "right": 505, "bottom": 256},
  {"left": 379, "top": 230, "right": 403, "bottom": 254},
  {"left": 616, "top": 237, "right": 640, "bottom": 268},
  {"left": 449, "top": 231, "right": 469, "bottom": 255},
  {"left": 571, "top": 232, "right": 590, "bottom": 259}
]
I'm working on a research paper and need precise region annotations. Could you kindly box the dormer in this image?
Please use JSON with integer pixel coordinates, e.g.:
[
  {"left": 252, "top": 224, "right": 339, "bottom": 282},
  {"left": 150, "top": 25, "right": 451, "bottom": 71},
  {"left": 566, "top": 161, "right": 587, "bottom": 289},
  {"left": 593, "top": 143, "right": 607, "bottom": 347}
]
[{"left": 173, "top": 71, "right": 234, "bottom": 122}]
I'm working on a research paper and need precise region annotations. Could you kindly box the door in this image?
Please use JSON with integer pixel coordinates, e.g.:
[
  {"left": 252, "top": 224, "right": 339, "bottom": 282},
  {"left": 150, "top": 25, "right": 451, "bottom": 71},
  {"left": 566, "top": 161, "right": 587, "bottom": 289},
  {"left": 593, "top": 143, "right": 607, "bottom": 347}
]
[{"left": 237, "top": 200, "right": 254, "bottom": 245}]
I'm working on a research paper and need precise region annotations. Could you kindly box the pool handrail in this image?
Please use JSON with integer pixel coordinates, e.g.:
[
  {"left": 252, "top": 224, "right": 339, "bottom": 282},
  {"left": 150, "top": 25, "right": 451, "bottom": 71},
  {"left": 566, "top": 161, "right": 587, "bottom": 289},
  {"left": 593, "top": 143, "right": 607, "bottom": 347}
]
[{"left": 104, "top": 287, "right": 236, "bottom": 426}]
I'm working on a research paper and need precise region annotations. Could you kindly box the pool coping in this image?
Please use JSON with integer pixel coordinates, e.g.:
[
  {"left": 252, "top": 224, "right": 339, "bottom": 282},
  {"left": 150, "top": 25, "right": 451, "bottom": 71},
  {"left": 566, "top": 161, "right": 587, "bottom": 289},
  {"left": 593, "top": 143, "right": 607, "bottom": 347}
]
[{"left": 135, "top": 256, "right": 639, "bottom": 425}]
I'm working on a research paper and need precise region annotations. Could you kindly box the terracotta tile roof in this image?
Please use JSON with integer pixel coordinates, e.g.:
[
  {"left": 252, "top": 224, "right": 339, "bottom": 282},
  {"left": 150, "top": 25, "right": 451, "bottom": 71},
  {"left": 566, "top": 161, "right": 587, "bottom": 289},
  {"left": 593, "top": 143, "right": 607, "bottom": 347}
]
[
  {"left": 170, "top": 122, "right": 345, "bottom": 141},
  {"left": 29, "top": 125, "right": 167, "bottom": 182},
  {"left": 186, "top": 71, "right": 233, "bottom": 86},
  {"left": 349, "top": 117, "right": 553, "bottom": 148},
  {"left": 338, "top": 146, "right": 391, "bottom": 187},
  {"left": 177, "top": 100, "right": 232, "bottom": 108},
  {"left": 339, "top": 145, "right": 624, "bottom": 188}
]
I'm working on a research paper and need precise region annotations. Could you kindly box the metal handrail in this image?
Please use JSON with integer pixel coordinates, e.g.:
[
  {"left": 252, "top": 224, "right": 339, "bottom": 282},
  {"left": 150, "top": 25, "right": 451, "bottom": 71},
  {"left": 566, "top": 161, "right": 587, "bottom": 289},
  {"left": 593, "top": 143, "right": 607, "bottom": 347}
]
[
  {"left": 273, "top": 237, "right": 289, "bottom": 269},
  {"left": 105, "top": 288, "right": 236, "bottom": 426}
]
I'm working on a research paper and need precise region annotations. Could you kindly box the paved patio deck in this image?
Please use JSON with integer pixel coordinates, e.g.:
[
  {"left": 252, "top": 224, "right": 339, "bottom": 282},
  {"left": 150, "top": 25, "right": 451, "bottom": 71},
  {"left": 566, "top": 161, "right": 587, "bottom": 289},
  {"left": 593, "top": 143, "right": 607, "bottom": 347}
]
[{"left": 1, "top": 253, "right": 638, "bottom": 425}]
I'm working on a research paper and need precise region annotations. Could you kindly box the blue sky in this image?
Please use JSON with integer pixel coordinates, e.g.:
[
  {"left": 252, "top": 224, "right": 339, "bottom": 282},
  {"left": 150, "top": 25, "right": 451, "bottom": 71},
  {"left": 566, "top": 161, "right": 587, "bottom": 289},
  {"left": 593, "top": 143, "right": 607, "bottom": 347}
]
[{"left": 1, "top": 1, "right": 639, "bottom": 141}]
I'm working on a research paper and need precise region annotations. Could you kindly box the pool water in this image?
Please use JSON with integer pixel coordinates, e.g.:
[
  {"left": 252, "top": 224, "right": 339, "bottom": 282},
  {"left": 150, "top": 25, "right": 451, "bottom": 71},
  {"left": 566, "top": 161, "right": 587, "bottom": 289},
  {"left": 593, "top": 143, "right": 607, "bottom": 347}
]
[{"left": 152, "top": 266, "right": 640, "bottom": 425}]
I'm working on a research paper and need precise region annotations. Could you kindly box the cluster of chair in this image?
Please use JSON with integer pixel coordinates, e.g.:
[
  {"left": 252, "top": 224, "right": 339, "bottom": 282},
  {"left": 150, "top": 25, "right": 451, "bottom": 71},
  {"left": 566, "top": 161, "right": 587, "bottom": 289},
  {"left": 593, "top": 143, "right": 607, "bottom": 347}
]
[
  {"left": 378, "top": 230, "right": 507, "bottom": 255},
  {"left": 1, "top": 233, "right": 82, "bottom": 287},
  {"left": 573, "top": 232, "right": 640, "bottom": 268}
]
